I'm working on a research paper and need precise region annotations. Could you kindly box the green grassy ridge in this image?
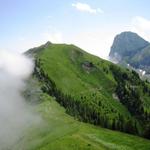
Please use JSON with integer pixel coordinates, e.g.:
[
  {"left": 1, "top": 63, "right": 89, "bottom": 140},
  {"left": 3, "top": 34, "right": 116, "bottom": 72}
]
[
  {"left": 13, "top": 78, "right": 150, "bottom": 150},
  {"left": 28, "top": 42, "right": 150, "bottom": 136},
  {"left": 34, "top": 44, "right": 133, "bottom": 119}
]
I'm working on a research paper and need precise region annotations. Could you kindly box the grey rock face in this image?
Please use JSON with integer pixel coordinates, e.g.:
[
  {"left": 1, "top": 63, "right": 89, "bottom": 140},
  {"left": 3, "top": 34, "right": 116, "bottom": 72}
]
[
  {"left": 109, "top": 31, "right": 150, "bottom": 74},
  {"left": 109, "top": 31, "right": 149, "bottom": 59}
]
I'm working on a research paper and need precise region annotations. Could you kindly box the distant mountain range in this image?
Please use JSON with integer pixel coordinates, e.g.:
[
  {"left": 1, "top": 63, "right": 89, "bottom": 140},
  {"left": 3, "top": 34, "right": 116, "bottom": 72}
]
[{"left": 109, "top": 31, "right": 150, "bottom": 74}]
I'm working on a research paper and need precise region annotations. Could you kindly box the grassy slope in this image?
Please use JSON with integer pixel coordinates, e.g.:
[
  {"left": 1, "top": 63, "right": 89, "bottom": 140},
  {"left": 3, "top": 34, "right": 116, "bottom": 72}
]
[
  {"left": 36, "top": 44, "right": 132, "bottom": 120},
  {"left": 40, "top": 44, "right": 150, "bottom": 107},
  {"left": 29, "top": 43, "right": 150, "bottom": 135},
  {"left": 13, "top": 78, "right": 150, "bottom": 150}
]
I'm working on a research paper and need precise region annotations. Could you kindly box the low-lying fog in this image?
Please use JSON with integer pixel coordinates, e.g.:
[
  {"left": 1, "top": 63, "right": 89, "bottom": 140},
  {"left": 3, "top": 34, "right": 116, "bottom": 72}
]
[{"left": 0, "top": 51, "right": 39, "bottom": 149}]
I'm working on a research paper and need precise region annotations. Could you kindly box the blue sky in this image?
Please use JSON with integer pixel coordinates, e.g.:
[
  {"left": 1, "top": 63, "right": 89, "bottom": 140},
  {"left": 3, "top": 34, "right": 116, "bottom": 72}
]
[{"left": 1, "top": 0, "right": 150, "bottom": 59}]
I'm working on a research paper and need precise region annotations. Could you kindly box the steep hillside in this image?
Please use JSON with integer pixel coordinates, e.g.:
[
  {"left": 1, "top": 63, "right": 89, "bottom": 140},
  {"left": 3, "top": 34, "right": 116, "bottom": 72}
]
[
  {"left": 26, "top": 42, "right": 150, "bottom": 138},
  {"left": 12, "top": 77, "right": 150, "bottom": 150},
  {"left": 109, "top": 31, "right": 150, "bottom": 73},
  {"left": 28, "top": 42, "right": 150, "bottom": 137}
]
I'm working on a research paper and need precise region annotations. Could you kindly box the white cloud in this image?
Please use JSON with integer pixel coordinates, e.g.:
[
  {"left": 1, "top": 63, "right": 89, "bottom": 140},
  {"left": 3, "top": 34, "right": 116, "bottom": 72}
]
[
  {"left": 72, "top": 2, "right": 103, "bottom": 14},
  {"left": 0, "top": 51, "right": 39, "bottom": 149},
  {"left": 130, "top": 16, "right": 150, "bottom": 41},
  {"left": 0, "top": 51, "right": 33, "bottom": 78}
]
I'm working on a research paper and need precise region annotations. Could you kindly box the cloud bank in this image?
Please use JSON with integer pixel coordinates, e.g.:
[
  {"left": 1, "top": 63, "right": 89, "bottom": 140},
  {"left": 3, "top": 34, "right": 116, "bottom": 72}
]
[{"left": 0, "top": 51, "right": 38, "bottom": 149}]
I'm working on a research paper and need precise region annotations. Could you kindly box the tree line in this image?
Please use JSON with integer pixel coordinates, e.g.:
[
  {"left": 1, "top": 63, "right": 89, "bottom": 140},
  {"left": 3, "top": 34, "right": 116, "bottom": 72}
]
[
  {"left": 110, "top": 64, "right": 150, "bottom": 138},
  {"left": 34, "top": 59, "right": 149, "bottom": 138}
]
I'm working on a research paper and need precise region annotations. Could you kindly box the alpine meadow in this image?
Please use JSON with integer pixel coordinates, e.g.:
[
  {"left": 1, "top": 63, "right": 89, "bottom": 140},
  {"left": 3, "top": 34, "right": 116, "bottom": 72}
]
[{"left": 0, "top": 1, "right": 150, "bottom": 150}]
